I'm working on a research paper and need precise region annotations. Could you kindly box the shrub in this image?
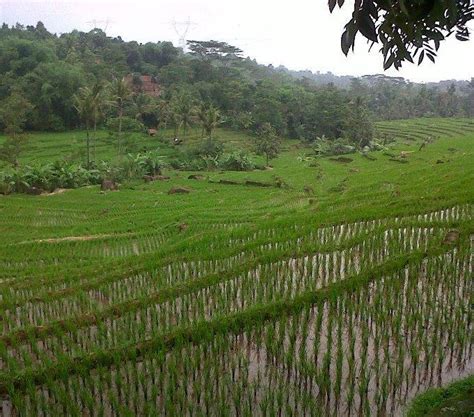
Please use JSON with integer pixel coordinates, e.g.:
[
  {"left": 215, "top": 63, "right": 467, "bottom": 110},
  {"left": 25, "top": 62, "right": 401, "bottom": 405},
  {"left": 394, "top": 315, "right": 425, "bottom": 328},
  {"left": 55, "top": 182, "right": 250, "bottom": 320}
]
[
  {"left": 106, "top": 117, "right": 144, "bottom": 134},
  {"left": 97, "top": 160, "right": 125, "bottom": 182},
  {"left": 169, "top": 156, "right": 208, "bottom": 171},
  {"left": 0, "top": 170, "right": 16, "bottom": 195},
  {"left": 135, "top": 151, "right": 165, "bottom": 176},
  {"left": 0, "top": 162, "right": 102, "bottom": 194},
  {"left": 169, "top": 150, "right": 254, "bottom": 172},
  {"left": 0, "top": 153, "right": 166, "bottom": 194},
  {"left": 219, "top": 151, "right": 255, "bottom": 171},
  {"left": 189, "top": 138, "right": 224, "bottom": 159},
  {"left": 313, "top": 136, "right": 356, "bottom": 157}
]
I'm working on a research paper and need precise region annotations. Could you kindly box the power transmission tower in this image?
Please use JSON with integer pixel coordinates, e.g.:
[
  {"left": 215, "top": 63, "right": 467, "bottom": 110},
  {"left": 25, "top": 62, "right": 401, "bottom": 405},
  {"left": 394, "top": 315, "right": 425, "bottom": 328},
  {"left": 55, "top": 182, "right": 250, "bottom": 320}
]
[
  {"left": 86, "top": 18, "right": 113, "bottom": 33},
  {"left": 171, "top": 17, "right": 197, "bottom": 51}
]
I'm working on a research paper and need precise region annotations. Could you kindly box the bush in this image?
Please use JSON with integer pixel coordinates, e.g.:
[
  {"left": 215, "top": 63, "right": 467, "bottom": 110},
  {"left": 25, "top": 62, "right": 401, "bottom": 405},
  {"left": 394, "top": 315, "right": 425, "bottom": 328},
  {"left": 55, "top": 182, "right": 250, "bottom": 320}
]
[
  {"left": 169, "top": 150, "right": 255, "bottom": 172},
  {"left": 97, "top": 160, "right": 125, "bottom": 182},
  {"left": 0, "top": 170, "right": 15, "bottom": 195},
  {"left": 0, "top": 162, "right": 103, "bottom": 194},
  {"left": 49, "top": 161, "right": 101, "bottom": 189},
  {"left": 189, "top": 138, "right": 224, "bottom": 159},
  {"left": 219, "top": 151, "right": 255, "bottom": 171},
  {"left": 0, "top": 152, "right": 166, "bottom": 194},
  {"left": 169, "top": 156, "right": 208, "bottom": 171},
  {"left": 106, "top": 117, "right": 145, "bottom": 134},
  {"left": 313, "top": 136, "right": 356, "bottom": 157},
  {"left": 174, "top": 139, "right": 223, "bottom": 171},
  {"left": 135, "top": 151, "right": 165, "bottom": 176}
]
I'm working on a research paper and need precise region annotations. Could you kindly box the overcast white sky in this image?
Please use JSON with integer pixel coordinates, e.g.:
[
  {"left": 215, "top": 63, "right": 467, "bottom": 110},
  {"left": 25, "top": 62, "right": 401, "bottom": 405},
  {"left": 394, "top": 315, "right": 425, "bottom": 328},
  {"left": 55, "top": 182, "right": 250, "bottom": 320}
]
[{"left": 1, "top": 0, "right": 473, "bottom": 82}]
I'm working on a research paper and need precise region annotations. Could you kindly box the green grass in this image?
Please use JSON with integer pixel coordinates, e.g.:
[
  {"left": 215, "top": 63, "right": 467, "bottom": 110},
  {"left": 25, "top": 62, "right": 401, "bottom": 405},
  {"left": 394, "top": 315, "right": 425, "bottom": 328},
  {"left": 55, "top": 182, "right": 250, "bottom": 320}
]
[
  {"left": 0, "top": 117, "right": 472, "bottom": 416},
  {"left": 0, "top": 127, "right": 258, "bottom": 167},
  {"left": 406, "top": 375, "right": 474, "bottom": 417}
]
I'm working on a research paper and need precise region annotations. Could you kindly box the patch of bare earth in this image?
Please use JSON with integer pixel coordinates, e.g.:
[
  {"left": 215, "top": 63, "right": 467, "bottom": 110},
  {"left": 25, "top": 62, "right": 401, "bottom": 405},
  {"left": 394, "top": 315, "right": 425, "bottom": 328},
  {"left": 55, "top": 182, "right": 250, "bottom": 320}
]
[
  {"left": 18, "top": 232, "right": 136, "bottom": 245},
  {"left": 40, "top": 188, "right": 69, "bottom": 196}
]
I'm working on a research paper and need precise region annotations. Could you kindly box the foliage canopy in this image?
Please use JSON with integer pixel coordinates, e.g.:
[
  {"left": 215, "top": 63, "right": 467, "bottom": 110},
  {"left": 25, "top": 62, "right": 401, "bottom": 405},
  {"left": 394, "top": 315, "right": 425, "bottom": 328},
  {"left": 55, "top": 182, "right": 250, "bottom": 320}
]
[{"left": 330, "top": 0, "right": 474, "bottom": 69}]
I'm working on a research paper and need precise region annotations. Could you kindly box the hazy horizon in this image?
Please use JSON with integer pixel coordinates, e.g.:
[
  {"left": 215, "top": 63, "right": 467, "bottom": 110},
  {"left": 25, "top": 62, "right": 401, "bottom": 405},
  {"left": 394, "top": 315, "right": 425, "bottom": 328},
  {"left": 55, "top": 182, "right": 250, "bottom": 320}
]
[{"left": 1, "top": 0, "right": 473, "bottom": 83}]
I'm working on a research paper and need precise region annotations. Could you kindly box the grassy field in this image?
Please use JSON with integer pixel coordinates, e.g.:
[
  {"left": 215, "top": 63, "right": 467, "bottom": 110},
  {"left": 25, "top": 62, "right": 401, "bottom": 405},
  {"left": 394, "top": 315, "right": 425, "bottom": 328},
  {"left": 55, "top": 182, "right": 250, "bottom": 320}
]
[
  {"left": 406, "top": 375, "right": 474, "bottom": 417},
  {"left": 0, "top": 117, "right": 473, "bottom": 416},
  {"left": 1, "top": 116, "right": 473, "bottom": 166},
  {"left": 0, "top": 127, "right": 259, "bottom": 168}
]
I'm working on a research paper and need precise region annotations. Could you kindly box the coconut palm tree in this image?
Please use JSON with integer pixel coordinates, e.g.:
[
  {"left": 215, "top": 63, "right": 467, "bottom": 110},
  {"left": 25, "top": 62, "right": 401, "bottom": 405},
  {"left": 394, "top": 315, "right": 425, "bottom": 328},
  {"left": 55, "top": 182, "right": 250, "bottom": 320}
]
[
  {"left": 172, "top": 91, "right": 194, "bottom": 138},
  {"left": 131, "top": 93, "right": 156, "bottom": 123},
  {"left": 197, "top": 103, "right": 207, "bottom": 138},
  {"left": 90, "top": 82, "right": 106, "bottom": 162},
  {"left": 74, "top": 87, "right": 94, "bottom": 167},
  {"left": 199, "top": 104, "right": 221, "bottom": 140},
  {"left": 109, "top": 77, "right": 132, "bottom": 154},
  {"left": 155, "top": 99, "right": 170, "bottom": 133},
  {"left": 167, "top": 110, "right": 182, "bottom": 139}
]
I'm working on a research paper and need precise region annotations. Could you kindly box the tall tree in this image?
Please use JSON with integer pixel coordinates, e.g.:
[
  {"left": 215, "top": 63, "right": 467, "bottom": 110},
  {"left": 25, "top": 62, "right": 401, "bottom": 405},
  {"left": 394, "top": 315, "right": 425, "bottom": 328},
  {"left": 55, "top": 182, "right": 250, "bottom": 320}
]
[
  {"left": 172, "top": 91, "right": 194, "bottom": 137},
  {"left": 344, "top": 97, "right": 373, "bottom": 148},
  {"left": 254, "top": 122, "right": 281, "bottom": 166},
  {"left": 153, "top": 99, "right": 170, "bottom": 133},
  {"left": 465, "top": 78, "right": 474, "bottom": 117},
  {"left": 24, "top": 61, "right": 86, "bottom": 130},
  {"left": 90, "top": 82, "right": 106, "bottom": 162},
  {"left": 186, "top": 40, "right": 243, "bottom": 61},
  {"left": 109, "top": 77, "right": 132, "bottom": 154},
  {"left": 0, "top": 91, "right": 33, "bottom": 168},
  {"left": 438, "top": 83, "right": 459, "bottom": 117},
  {"left": 198, "top": 104, "right": 221, "bottom": 139},
  {"left": 74, "top": 87, "right": 95, "bottom": 167},
  {"left": 131, "top": 93, "right": 156, "bottom": 124}
]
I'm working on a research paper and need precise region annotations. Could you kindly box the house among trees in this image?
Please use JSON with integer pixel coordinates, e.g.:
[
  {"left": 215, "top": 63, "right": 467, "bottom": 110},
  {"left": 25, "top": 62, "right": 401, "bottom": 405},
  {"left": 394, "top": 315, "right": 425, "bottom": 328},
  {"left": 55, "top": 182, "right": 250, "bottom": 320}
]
[{"left": 124, "top": 74, "right": 161, "bottom": 97}]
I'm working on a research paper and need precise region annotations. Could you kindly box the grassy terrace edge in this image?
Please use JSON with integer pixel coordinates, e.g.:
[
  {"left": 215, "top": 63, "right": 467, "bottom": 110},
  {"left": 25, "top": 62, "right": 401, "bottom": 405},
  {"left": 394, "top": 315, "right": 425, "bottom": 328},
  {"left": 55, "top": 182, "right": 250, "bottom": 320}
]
[{"left": 405, "top": 375, "right": 474, "bottom": 417}]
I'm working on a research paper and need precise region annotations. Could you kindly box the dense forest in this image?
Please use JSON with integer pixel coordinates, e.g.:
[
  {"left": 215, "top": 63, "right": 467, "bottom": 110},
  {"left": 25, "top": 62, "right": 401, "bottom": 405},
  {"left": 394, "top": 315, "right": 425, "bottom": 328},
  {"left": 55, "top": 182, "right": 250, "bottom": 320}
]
[{"left": 0, "top": 22, "right": 473, "bottom": 141}]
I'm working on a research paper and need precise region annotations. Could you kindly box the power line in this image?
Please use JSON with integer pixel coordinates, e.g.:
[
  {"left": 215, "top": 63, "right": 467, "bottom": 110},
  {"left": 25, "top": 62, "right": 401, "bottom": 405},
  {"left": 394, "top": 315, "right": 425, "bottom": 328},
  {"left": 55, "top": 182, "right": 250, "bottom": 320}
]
[
  {"left": 86, "top": 18, "right": 114, "bottom": 33},
  {"left": 171, "top": 17, "right": 197, "bottom": 50}
]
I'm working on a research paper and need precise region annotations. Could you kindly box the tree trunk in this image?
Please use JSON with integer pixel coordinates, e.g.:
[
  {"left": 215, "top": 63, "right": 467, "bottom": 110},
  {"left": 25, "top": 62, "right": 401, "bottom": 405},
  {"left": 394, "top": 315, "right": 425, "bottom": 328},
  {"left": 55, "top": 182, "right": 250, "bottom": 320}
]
[
  {"left": 86, "top": 127, "right": 90, "bottom": 168},
  {"left": 118, "top": 104, "right": 123, "bottom": 155},
  {"left": 12, "top": 132, "right": 19, "bottom": 169},
  {"left": 93, "top": 118, "right": 97, "bottom": 163}
]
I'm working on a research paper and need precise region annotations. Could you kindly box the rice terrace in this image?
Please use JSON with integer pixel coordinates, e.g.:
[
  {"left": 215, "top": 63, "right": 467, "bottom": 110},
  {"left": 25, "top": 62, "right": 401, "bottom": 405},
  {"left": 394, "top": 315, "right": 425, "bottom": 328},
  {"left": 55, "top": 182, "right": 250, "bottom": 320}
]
[{"left": 0, "top": 7, "right": 474, "bottom": 417}]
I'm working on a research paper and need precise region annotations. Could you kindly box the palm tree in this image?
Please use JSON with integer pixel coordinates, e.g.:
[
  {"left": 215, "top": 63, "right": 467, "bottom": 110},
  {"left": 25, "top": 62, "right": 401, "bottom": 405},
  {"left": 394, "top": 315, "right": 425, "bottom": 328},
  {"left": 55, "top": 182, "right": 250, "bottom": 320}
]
[
  {"left": 155, "top": 99, "right": 169, "bottom": 133},
  {"left": 199, "top": 104, "right": 221, "bottom": 140},
  {"left": 131, "top": 93, "right": 156, "bottom": 124},
  {"left": 167, "top": 110, "right": 182, "bottom": 138},
  {"left": 109, "top": 77, "right": 132, "bottom": 154},
  {"left": 74, "top": 87, "right": 94, "bottom": 167},
  {"left": 197, "top": 103, "right": 207, "bottom": 138},
  {"left": 90, "top": 82, "right": 106, "bottom": 162},
  {"left": 172, "top": 92, "right": 194, "bottom": 137}
]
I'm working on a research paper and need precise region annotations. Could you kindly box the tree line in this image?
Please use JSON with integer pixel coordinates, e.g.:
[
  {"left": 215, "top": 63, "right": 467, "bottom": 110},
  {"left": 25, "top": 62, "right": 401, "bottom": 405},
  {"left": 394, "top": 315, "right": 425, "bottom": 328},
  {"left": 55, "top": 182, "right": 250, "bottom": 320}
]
[{"left": 0, "top": 22, "right": 472, "bottom": 146}]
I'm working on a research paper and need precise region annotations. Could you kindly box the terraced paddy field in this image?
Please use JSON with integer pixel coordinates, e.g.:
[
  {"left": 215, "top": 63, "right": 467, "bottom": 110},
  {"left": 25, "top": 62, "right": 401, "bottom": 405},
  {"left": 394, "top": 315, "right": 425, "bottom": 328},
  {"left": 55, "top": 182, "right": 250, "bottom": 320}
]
[{"left": 0, "top": 118, "right": 473, "bottom": 416}]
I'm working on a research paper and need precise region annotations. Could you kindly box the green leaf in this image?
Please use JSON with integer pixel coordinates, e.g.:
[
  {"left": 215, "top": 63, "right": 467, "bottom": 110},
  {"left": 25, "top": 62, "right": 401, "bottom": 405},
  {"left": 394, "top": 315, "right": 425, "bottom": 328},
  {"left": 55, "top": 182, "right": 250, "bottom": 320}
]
[
  {"left": 357, "top": 11, "right": 378, "bottom": 43},
  {"left": 341, "top": 32, "right": 350, "bottom": 56},
  {"left": 383, "top": 53, "right": 396, "bottom": 70},
  {"left": 417, "top": 50, "right": 424, "bottom": 65},
  {"left": 399, "top": 0, "right": 409, "bottom": 15}
]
